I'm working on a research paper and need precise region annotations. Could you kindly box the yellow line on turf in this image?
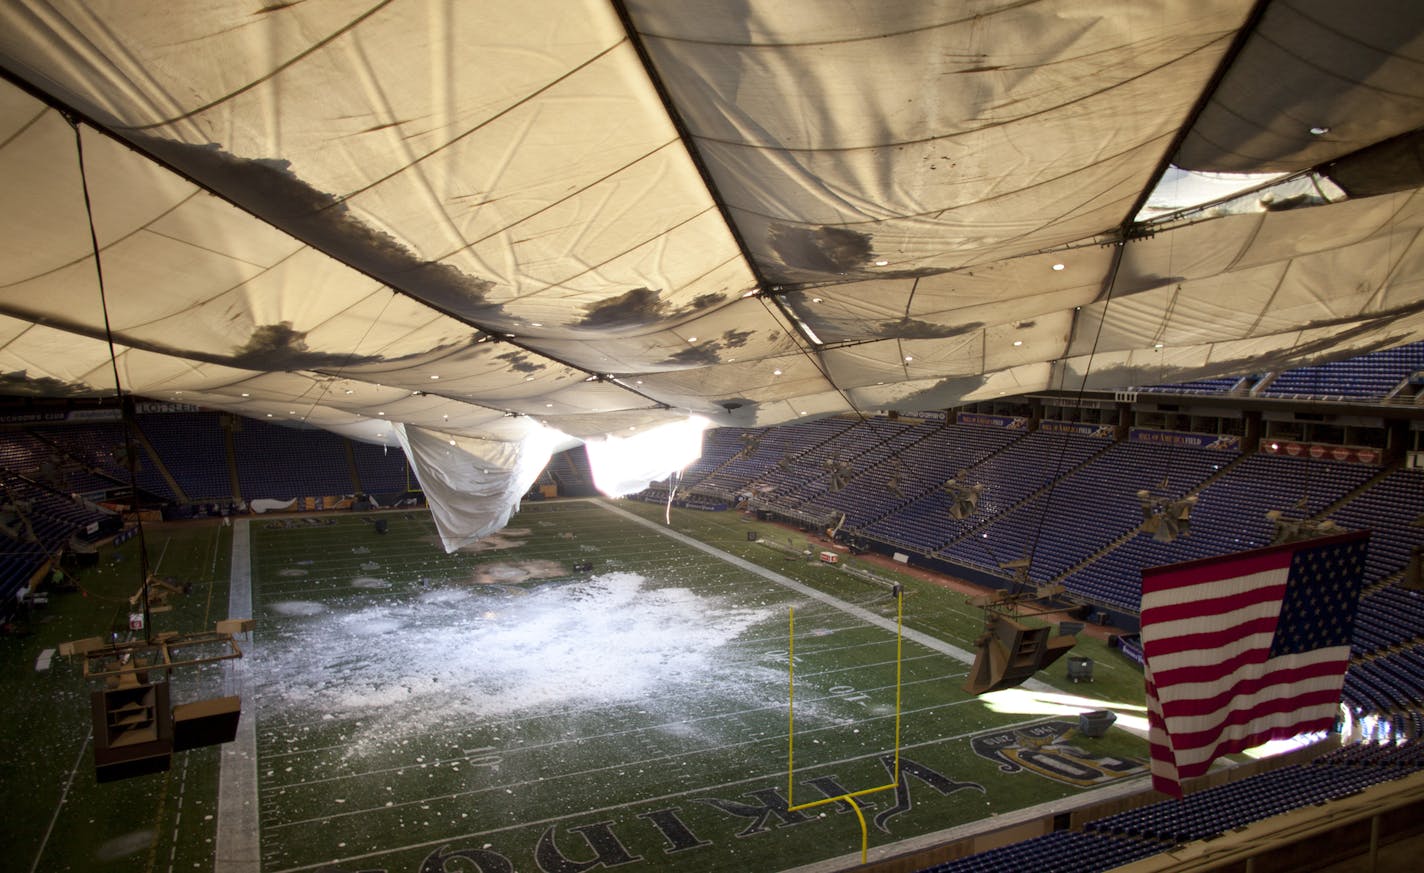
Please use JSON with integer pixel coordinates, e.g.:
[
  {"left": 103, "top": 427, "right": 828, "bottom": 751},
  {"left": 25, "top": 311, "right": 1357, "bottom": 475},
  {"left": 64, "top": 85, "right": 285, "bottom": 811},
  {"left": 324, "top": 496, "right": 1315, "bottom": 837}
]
[{"left": 786, "top": 589, "right": 905, "bottom": 864}]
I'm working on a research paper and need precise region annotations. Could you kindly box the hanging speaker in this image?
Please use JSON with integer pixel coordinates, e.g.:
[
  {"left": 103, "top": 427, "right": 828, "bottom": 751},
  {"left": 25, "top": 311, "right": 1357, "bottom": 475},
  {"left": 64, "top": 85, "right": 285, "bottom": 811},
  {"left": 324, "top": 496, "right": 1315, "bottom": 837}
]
[{"left": 173, "top": 696, "right": 241, "bottom": 750}]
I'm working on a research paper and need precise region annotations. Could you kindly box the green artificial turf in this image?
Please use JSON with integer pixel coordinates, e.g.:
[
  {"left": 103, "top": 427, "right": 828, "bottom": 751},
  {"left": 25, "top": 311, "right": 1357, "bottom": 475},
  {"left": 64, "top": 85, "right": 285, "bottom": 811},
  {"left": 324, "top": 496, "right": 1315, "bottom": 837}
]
[{"left": 4, "top": 500, "right": 1152, "bottom": 873}]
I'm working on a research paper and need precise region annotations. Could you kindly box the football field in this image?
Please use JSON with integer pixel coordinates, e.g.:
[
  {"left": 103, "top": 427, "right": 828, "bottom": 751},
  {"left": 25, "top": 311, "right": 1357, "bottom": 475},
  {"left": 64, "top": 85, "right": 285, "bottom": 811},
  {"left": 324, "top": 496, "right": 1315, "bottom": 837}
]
[
  {"left": 2, "top": 499, "right": 1152, "bottom": 873},
  {"left": 240, "top": 500, "right": 1151, "bottom": 872}
]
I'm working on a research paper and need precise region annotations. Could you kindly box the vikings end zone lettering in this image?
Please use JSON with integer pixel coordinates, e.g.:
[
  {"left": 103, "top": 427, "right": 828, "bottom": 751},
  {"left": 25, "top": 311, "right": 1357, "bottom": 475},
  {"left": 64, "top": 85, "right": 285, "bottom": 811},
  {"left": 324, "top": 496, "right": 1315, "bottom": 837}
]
[
  {"left": 314, "top": 756, "right": 983, "bottom": 872},
  {"left": 970, "top": 720, "right": 1146, "bottom": 788}
]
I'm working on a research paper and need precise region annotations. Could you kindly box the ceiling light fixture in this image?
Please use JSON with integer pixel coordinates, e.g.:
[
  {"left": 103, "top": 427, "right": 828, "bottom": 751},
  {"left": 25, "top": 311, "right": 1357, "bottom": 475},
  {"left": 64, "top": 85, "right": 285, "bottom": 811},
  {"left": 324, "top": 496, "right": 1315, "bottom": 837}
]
[
  {"left": 773, "top": 368, "right": 783, "bottom": 376},
  {"left": 1052, "top": 263, "right": 1065, "bottom": 271},
  {"left": 811, "top": 297, "right": 823, "bottom": 304},
  {"left": 1012, "top": 340, "right": 1023, "bottom": 347},
  {"left": 874, "top": 259, "right": 888, "bottom": 266},
  {"left": 1309, "top": 126, "right": 1330, "bottom": 136}
]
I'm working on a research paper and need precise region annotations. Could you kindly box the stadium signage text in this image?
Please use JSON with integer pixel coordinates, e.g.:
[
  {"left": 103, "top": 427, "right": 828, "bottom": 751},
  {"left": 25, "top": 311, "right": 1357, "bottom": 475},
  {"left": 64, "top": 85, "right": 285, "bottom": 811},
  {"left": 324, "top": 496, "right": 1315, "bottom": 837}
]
[
  {"left": 1039, "top": 420, "right": 1114, "bottom": 439},
  {"left": 957, "top": 412, "right": 1027, "bottom": 430},
  {"left": 1128, "top": 428, "right": 1241, "bottom": 452}
]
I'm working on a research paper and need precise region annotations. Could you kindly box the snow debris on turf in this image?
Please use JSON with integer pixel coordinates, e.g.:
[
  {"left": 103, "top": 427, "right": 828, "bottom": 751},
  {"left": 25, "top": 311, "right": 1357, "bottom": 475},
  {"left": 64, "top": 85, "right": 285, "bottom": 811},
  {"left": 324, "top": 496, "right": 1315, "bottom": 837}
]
[
  {"left": 468, "top": 560, "right": 565, "bottom": 586},
  {"left": 278, "top": 568, "right": 309, "bottom": 577},
  {"left": 253, "top": 572, "right": 775, "bottom": 756},
  {"left": 350, "top": 577, "right": 391, "bottom": 589},
  {"left": 270, "top": 600, "right": 326, "bottom": 616}
]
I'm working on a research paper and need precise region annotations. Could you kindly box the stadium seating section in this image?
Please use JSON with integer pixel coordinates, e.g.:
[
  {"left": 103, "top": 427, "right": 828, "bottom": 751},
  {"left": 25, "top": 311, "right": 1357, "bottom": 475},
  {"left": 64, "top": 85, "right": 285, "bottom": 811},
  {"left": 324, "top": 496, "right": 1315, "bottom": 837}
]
[{"left": 922, "top": 740, "right": 1424, "bottom": 872}]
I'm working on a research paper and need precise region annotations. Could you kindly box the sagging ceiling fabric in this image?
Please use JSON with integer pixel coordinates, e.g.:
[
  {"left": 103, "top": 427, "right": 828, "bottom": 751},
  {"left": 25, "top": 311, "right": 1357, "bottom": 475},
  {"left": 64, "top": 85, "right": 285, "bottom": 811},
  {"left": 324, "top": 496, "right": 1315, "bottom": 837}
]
[{"left": 3, "top": 1, "right": 1424, "bottom": 544}]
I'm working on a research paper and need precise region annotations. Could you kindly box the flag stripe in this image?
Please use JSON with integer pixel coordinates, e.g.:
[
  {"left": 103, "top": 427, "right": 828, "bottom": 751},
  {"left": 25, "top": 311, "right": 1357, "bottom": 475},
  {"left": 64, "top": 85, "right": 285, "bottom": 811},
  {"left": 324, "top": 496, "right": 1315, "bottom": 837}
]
[
  {"left": 1139, "top": 532, "right": 1369, "bottom": 797},
  {"left": 1151, "top": 645, "right": 1344, "bottom": 695},
  {"left": 1141, "top": 546, "right": 1294, "bottom": 593},
  {"left": 1141, "top": 572, "right": 1287, "bottom": 621},
  {"left": 1158, "top": 712, "right": 1339, "bottom": 780},
  {"left": 1145, "top": 615, "right": 1278, "bottom": 662},
  {"left": 1161, "top": 670, "right": 1348, "bottom": 752}
]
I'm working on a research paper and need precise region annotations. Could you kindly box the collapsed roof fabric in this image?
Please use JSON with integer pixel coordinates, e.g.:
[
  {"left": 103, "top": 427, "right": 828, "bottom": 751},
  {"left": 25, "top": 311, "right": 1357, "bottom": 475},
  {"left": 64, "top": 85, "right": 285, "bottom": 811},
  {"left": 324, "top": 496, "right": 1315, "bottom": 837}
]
[{"left": 2, "top": 1, "right": 1423, "bottom": 546}]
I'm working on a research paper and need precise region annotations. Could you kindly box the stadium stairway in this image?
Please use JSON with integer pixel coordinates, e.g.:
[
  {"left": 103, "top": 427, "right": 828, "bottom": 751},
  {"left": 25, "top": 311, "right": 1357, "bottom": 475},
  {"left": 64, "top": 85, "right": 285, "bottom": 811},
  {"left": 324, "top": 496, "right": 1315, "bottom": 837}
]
[
  {"left": 852, "top": 424, "right": 1029, "bottom": 548},
  {"left": 934, "top": 436, "right": 1117, "bottom": 554},
  {"left": 1048, "top": 448, "right": 1252, "bottom": 589}
]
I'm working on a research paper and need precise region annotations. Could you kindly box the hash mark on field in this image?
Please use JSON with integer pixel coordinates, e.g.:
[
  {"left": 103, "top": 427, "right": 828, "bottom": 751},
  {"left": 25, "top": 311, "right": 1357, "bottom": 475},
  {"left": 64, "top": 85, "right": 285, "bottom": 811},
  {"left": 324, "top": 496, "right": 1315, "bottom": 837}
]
[
  {"left": 264, "top": 690, "right": 978, "bottom": 827},
  {"left": 260, "top": 668, "right": 959, "bottom": 786},
  {"left": 268, "top": 713, "right": 1076, "bottom": 873},
  {"left": 257, "top": 653, "right": 954, "bottom": 764}
]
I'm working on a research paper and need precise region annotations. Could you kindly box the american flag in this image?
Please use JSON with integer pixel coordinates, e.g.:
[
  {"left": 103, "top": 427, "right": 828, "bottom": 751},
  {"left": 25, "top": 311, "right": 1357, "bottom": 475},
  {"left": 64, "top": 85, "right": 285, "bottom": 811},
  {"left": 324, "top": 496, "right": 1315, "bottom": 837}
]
[{"left": 1141, "top": 530, "right": 1370, "bottom": 797}]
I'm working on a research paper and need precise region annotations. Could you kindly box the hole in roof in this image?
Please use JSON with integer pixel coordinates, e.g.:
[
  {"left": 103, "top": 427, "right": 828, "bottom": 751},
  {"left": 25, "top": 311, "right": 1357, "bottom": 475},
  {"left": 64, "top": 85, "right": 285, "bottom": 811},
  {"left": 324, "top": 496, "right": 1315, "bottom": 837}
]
[{"left": 1136, "top": 166, "right": 1290, "bottom": 222}]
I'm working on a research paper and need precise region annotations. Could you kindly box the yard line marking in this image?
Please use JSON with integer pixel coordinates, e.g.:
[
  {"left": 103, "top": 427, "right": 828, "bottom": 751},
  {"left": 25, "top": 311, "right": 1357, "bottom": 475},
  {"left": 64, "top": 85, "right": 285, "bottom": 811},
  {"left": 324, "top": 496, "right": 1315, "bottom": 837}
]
[
  {"left": 29, "top": 728, "right": 91, "bottom": 873},
  {"left": 256, "top": 651, "right": 945, "bottom": 749},
  {"left": 596, "top": 499, "right": 1052, "bottom": 693},
  {"left": 263, "top": 691, "right": 978, "bottom": 828},
  {"left": 151, "top": 536, "right": 171, "bottom": 573},
  {"left": 259, "top": 668, "right": 963, "bottom": 788},
  {"left": 216, "top": 519, "right": 259, "bottom": 873},
  {"left": 268, "top": 713, "right": 1077, "bottom": 873}
]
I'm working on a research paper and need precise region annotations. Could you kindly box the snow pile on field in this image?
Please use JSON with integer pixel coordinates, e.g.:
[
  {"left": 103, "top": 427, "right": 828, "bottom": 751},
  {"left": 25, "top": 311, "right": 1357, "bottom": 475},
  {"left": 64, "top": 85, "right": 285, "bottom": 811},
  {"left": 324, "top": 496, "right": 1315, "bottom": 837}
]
[{"left": 253, "top": 572, "right": 776, "bottom": 747}]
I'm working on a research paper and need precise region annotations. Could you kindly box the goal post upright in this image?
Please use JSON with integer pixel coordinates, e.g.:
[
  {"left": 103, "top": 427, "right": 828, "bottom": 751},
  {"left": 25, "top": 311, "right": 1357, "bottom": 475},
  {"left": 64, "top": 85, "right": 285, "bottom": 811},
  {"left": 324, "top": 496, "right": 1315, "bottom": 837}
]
[{"left": 786, "top": 588, "right": 905, "bottom": 863}]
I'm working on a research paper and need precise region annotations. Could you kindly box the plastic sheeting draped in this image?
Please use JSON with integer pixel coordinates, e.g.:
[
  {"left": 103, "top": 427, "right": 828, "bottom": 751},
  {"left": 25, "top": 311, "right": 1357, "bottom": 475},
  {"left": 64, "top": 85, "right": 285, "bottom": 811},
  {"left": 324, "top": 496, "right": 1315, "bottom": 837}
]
[
  {"left": 396, "top": 424, "right": 575, "bottom": 553},
  {"left": 2, "top": 1, "right": 1424, "bottom": 540}
]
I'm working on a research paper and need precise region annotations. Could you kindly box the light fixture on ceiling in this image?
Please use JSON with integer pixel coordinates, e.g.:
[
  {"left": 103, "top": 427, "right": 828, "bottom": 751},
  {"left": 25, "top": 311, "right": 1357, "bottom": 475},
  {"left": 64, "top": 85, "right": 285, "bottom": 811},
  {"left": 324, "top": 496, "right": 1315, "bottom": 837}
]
[
  {"left": 874, "top": 259, "right": 889, "bottom": 266},
  {"left": 531, "top": 322, "right": 543, "bottom": 327},
  {"left": 904, "top": 355, "right": 914, "bottom": 363},
  {"left": 377, "top": 411, "right": 385, "bottom": 416},
  {"left": 811, "top": 297, "right": 823, "bottom": 304},
  {"left": 240, "top": 392, "right": 249, "bottom": 397},
  {"left": 687, "top": 336, "right": 697, "bottom": 343},
  {"left": 1012, "top": 340, "right": 1023, "bottom": 347},
  {"left": 1309, "top": 126, "right": 1330, "bottom": 136},
  {"left": 429, "top": 374, "right": 439, "bottom": 380},
  {"left": 773, "top": 368, "right": 783, "bottom": 376},
  {"left": 1052, "top": 263, "right": 1065, "bottom": 271}
]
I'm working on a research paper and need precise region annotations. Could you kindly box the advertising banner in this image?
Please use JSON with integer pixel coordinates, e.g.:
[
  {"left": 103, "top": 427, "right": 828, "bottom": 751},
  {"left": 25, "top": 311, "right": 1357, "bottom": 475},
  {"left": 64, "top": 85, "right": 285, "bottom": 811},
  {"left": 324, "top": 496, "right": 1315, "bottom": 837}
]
[{"left": 1130, "top": 428, "right": 1241, "bottom": 452}]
